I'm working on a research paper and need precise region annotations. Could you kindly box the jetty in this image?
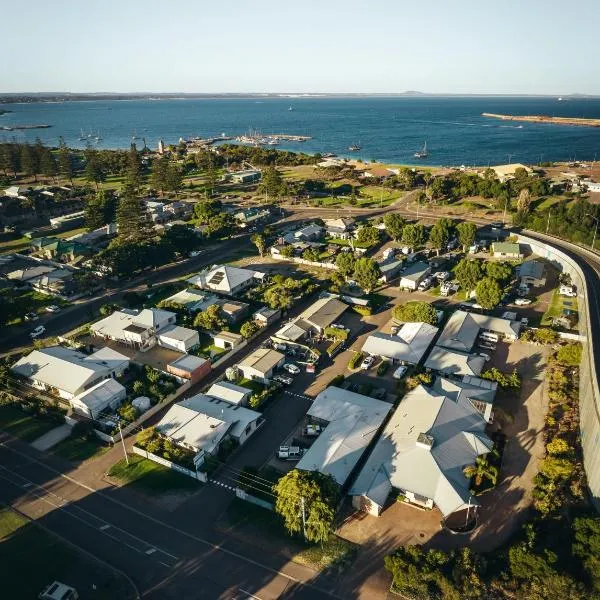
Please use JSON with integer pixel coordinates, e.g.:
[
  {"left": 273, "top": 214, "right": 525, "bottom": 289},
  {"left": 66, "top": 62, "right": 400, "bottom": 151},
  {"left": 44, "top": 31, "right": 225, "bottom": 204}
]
[
  {"left": 482, "top": 112, "right": 600, "bottom": 128},
  {"left": 0, "top": 124, "right": 52, "bottom": 131}
]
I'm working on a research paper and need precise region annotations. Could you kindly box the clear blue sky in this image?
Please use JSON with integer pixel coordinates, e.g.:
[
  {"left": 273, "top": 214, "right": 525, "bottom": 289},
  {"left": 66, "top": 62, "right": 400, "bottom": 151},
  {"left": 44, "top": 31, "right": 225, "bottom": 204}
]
[{"left": 3, "top": 0, "right": 599, "bottom": 94}]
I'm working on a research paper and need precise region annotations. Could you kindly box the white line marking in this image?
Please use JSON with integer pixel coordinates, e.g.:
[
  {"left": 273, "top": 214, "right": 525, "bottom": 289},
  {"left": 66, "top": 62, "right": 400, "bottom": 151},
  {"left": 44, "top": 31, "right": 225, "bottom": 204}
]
[
  {"left": 146, "top": 548, "right": 157, "bottom": 555},
  {"left": 100, "top": 524, "right": 111, "bottom": 531}
]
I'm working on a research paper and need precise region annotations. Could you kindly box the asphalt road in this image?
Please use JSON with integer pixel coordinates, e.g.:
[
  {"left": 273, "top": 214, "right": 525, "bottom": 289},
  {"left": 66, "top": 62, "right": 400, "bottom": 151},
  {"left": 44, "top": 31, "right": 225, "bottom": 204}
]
[{"left": 0, "top": 436, "right": 342, "bottom": 600}]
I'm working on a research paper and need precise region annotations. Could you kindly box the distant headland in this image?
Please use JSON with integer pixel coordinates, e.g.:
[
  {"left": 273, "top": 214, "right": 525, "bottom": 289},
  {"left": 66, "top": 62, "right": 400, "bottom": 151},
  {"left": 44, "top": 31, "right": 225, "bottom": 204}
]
[{"left": 482, "top": 112, "right": 600, "bottom": 128}]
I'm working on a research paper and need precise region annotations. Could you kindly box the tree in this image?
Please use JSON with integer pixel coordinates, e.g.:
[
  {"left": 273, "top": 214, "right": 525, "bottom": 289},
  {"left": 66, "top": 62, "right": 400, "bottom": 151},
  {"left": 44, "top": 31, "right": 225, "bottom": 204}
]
[
  {"left": 160, "top": 224, "right": 200, "bottom": 257},
  {"left": 475, "top": 277, "right": 503, "bottom": 310},
  {"left": 383, "top": 213, "right": 406, "bottom": 241},
  {"left": 573, "top": 517, "right": 600, "bottom": 593},
  {"left": 125, "top": 143, "right": 143, "bottom": 190},
  {"left": 115, "top": 186, "right": 150, "bottom": 244},
  {"left": 165, "top": 162, "right": 183, "bottom": 195},
  {"left": 84, "top": 149, "right": 105, "bottom": 190},
  {"left": 335, "top": 252, "right": 356, "bottom": 279},
  {"left": 455, "top": 258, "right": 483, "bottom": 294},
  {"left": 392, "top": 301, "right": 438, "bottom": 325},
  {"left": 356, "top": 226, "right": 381, "bottom": 247},
  {"left": 517, "top": 188, "right": 532, "bottom": 214},
  {"left": 194, "top": 305, "right": 225, "bottom": 331},
  {"left": 40, "top": 149, "right": 57, "bottom": 181},
  {"left": 273, "top": 469, "right": 340, "bottom": 544},
  {"left": 264, "top": 285, "right": 294, "bottom": 310},
  {"left": 194, "top": 199, "right": 221, "bottom": 223},
  {"left": 20, "top": 144, "right": 38, "bottom": 181},
  {"left": 302, "top": 247, "right": 320, "bottom": 262},
  {"left": 85, "top": 190, "right": 107, "bottom": 231},
  {"left": 280, "top": 245, "right": 295, "bottom": 258},
  {"left": 57, "top": 137, "right": 74, "bottom": 185},
  {"left": 485, "top": 261, "right": 512, "bottom": 283},
  {"left": 150, "top": 156, "right": 169, "bottom": 195},
  {"left": 353, "top": 257, "right": 381, "bottom": 293},
  {"left": 401, "top": 223, "right": 425, "bottom": 248},
  {"left": 251, "top": 233, "right": 266, "bottom": 257},
  {"left": 428, "top": 218, "right": 452, "bottom": 254},
  {"left": 464, "top": 455, "right": 499, "bottom": 487},
  {"left": 456, "top": 222, "right": 478, "bottom": 251},
  {"left": 240, "top": 320, "right": 260, "bottom": 339},
  {"left": 258, "top": 167, "right": 285, "bottom": 200}
]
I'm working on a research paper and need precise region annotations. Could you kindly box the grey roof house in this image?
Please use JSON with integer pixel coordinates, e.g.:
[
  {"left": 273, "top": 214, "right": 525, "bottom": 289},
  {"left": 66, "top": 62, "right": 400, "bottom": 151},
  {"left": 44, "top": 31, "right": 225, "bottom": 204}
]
[
  {"left": 399, "top": 262, "right": 431, "bottom": 290},
  {"left": 424, "top": 347, "right": 485, "bottom": 377},
  {"left": 362, "top": 322, "right": 438, "bottom": 365}
]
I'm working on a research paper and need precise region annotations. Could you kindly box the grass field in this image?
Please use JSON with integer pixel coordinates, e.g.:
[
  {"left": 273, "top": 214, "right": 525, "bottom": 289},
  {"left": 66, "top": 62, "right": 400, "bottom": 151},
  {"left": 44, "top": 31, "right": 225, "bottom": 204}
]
[
  {"left": 108, "top": 453, "right": 200, "bottom": 492},
  {"left": 52, "top": 435, "right": 109, "bottom": 463},
  {"left": 0, "top": 225, "right": 90, "bottom": 256},
  {"left": 542, "top": 288, "right": 578, "bottom": 325},
  {"left": 0, "top": 506, "right": 136, "bottom": 599},
  {"left": 0, "top": 404, "right": 58, "bottom": 442}
]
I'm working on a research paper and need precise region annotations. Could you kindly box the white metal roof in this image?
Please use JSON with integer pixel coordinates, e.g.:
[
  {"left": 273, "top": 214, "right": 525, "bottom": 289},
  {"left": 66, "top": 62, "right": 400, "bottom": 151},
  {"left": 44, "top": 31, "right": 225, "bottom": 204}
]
[
  {"left": 207, "top": 381, "right": 251, "bottom": 405},
  {"left": 133, "top": 308, "right": 175, "bottom": 329},
  {"left": 157, "top": 325, "right": 199, "bottom": 343},
  {"left": 275, "top": 321, "right": 309, "bottom": 342},
  {"left": 296, "top": 386, "right": 392, "bottom": 486},
  {"left": 163, "top": 288, "right": 215, "bottom": 312},
  {"left": 350, "top": 384, "right": 492, "bottom": 517},
  {"left": 72, "top": 378, "right": 125, "bottom": 413},
  {"left": 362, "top": 322, "right": 438, "bottom": 364},
  {"left": 424, "top": 347, "right": 485, "bottom": 377},
  {"left": 168, "top": 354, "right": 208, "bottom": 373},
  {"left": 298, "top": 297, "right": 348, "bottom": 330},
  {"left": 187, "top": 265, "right": 264, "bottom": 293}
]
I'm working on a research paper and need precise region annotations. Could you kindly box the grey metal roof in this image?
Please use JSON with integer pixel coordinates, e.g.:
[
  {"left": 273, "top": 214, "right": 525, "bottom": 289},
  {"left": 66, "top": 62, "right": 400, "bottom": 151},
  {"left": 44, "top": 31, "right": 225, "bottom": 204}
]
[
  {"left": 349, "top": 384, "right": 493, "bottom": 517},
  {"left": 400, "top": 261, "right": 430, "bottom": 282},
  {"left": 424, "top": 347, "right": 485, "bottom": 377},
  {"left": 298, "top": 297, "right": 348, "bottom": 330},
  {"left": 518, "top": 260, "right": 545, "bottom": 280},
  {"left": 362, "top": 322, "right": 438, "bottom": 364}
]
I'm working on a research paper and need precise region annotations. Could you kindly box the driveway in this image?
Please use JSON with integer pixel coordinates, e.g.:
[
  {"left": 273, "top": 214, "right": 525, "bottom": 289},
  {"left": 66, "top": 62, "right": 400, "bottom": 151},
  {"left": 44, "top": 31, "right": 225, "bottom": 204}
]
[{"left": 31, "top": 423, "right": 72, "bottom": 451}]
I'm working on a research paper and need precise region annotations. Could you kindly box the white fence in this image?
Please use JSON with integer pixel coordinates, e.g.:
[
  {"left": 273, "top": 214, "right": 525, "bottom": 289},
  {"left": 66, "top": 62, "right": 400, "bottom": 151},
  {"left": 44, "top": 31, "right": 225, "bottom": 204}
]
[
  {"left": 132, "top": 446, "right": 208, "bottom": 482},
  {"left": 271, "top": 254, "right": 339, "bottom": 270},
  {"left": 235, "top": 487, "right": 274, "bottom": 511}
]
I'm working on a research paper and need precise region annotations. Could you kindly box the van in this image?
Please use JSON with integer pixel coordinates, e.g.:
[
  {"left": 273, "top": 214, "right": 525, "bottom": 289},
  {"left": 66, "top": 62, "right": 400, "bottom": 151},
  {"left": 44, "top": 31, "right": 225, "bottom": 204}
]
[
  {"left": 479, "top": 331, "right": 499, "bottom": 344},
  {"left": 560, "top": 285, "right": 577, "bottom": 297}
]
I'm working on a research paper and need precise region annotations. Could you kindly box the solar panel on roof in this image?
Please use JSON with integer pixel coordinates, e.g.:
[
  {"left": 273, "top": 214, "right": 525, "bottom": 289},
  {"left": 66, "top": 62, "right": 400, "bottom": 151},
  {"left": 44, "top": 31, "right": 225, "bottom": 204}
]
[{"left": 208, "top": 272, "right": 225, "bottom": 284}]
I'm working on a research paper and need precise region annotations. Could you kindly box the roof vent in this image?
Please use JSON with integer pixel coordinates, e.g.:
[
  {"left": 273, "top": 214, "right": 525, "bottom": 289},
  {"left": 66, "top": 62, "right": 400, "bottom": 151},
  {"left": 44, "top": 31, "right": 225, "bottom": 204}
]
[{"left": 416, "top": 433, "right": 434, "bottom": 450}]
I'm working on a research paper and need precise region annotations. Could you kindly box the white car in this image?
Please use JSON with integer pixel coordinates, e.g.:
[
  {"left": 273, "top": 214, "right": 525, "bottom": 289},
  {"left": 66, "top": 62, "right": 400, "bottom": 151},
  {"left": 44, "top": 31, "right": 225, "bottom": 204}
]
[
  {"left": 274, "top": 374, "right": 293, "bottom": 386},
  {"left": 360, "top": 355, "right": 375, "bottom": 370},
  {"left": 304, "top": 424, "right": 323, "bottom": 437},
  {"left": 514, "top": 298, "right": 532, "bottom": 306},
  {"left": 45, "top": 305, "right": 61, "bottom": 313},
  {"left": 277, "top": 446, "right": 304, "bottom": 460},
  {"left": 283, "top": 363, "right": 300, "bottom": 375},
  {"left": 479, "top": 352, "right": 491, "bottom": 362},
  {"left": 30, "top": 325, "right": 46, "bottom": 339},
  {"left": 393, "top": 366, "right": 408, "bottom": 380}
]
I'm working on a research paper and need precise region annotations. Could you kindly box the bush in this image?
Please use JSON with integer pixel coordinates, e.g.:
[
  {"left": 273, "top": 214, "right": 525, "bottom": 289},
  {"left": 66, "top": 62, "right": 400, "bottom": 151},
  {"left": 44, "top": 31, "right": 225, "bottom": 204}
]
[
  {"left": 348, "top": 352, "right": 364, "bottom": 369},
  {"left": 556, "top": 342, "right": 582, "bottom": 367},
  {"left": 377, "top": 360, "right": 389, "bottom": 376},
  {"left": 392, "top": 301, "right": 437, "bottom": 326},
  {"left": 482, "top": 367, "right": 521, "bottom": 389},
  {"left": 324, "top": 326, "right": 349, "bottom": 341},
  {"left": 351, "top": 305, "right": 372, "bottom": 316},
  {"left": 523, "top": 328, "right": 559, "bottom": 345},
  {"left": 327, "top": 374, "right": 345, "bottom": 387}
]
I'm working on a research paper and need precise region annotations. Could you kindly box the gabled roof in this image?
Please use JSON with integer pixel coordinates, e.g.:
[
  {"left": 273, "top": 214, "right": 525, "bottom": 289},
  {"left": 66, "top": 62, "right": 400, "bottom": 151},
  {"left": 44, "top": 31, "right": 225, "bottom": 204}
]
[
  {"left": 350, "top": 384, "right": 492, "bottom": 517},
  {"left": 324, "top": 218, "right": 354, "bottom": 231},
  {"left": 400, "top": 262, "right": 430, "bottom": 282},
  {"left": 297, "top": 386, "right": 392, "bottom": 486},
  {"left": 188, "top": 265, "right": 264, "bottom": 293},
  {"left": 431, "top": 376, "right": 497, "bottom": 421},
  {"left": 168, "top": 354, "right": 208, "bottom": 373},
  {"left": 424, "top": 347, "right": 485, "bottom": 377},
  {"left": 207, "top": 381, "right": 251, "bottom": 405},
  {"left": 518, "top": 260, "right": 545, "bottom": 279},
  {"left": 238, "top": 348, "right": 284, "bottom": 374},
  {"left": 274, "top": 320, "right": 310, "bottom": 342},
  {"left": 298, "top": 296, "right": 348, "bottom": 330},
  {"left": 492, "top": 242, "right": 521, "bottom": 255},
  {"left": 362, "top": 322, "right": 438, "bottom": 364},
  {"left": 72, "top": 378, "right": 125, "bottom": 413},
  {"left": 157, "top": 325, "right": 198, "bottom": 343},
  {"left": 133, "top": 308, "right": 175, "bottom": 329}
]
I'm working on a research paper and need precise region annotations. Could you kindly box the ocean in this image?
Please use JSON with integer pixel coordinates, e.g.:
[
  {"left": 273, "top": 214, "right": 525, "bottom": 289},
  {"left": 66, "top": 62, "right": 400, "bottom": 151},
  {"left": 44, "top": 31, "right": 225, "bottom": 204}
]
[{"left": 1, "top": 96, "right": 600, "bottom": 166}]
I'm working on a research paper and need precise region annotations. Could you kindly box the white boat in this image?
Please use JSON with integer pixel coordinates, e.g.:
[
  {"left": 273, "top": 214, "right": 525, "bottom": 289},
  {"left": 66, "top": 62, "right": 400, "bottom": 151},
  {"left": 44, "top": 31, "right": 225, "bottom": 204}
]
[
  {"left": 348, "top": 143, "right": 361, "bottom": 151},
  {"left": 288, "top": 106, "right": 294, "bottom": 111},
  {"left": 414, "top": 141, "right": 428, "bottom": 159}
]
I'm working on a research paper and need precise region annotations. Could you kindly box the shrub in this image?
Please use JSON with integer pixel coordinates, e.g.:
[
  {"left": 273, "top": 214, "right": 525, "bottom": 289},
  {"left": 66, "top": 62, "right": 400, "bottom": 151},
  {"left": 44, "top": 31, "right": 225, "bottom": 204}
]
[
  {"left": 328, "top": 374, "right": 345, "bottom": 387},
  {"left": 377, "top": 360, "right": 389, "bottom": 376},
  {"left": 556, "top": 343, "right": 582, "bottom": 367},
  {"left": 324, "top": 326, "right": 349, "bottom": 341},
  {"left": 118, "top": 402, "right": 138, "bottom": 423},
  {"left": 351, "top": 305, "right": 372, "bottom": 316},
  {"left": 349, "top": 352, "right": 364, "bottom": 369},
  {"left": 392, "top": 301, "right": 437, "bottom": 326}
]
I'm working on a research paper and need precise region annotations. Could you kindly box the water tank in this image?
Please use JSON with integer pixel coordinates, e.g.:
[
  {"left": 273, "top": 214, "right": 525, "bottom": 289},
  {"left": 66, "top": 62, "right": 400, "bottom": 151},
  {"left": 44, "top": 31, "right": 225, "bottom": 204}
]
[{"left": 132, "top": 396, "right": 151, "bottom": 412}]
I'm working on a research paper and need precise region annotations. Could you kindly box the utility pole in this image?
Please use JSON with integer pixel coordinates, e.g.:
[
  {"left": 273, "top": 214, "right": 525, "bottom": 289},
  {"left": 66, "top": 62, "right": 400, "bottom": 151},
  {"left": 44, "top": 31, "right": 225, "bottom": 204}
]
[
  {"left": 502, "top": 195, "right": 510, "bottom": 223},
  {"left": 118, "top": 421, "right": 129, "bottom": 465},
  {"left": 300, "top": 497, "right": 307, "bottom": 540},
  {"left": 546, "top": 209, "right": 551, "bottom": 234}
]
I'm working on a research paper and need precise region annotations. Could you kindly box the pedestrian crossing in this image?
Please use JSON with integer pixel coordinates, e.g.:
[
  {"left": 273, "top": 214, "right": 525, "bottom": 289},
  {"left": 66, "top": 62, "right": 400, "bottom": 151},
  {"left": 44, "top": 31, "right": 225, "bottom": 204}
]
[
  {"left": 284, "top": 391, "right": 311, "bottom": 401},
  {"left": 208, "top": 478, "right": 236, "bottom": 492}
]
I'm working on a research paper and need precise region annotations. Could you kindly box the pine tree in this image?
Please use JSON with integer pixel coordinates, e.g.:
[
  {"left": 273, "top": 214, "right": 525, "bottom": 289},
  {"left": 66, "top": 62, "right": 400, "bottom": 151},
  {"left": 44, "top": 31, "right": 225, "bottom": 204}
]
[
  {"left": 125, "top": 143, "right": 142, "bottom": 191},
  {"left": 165, "top": 163, "right": 182, "bottom": 196},
  {"left": 20, "top": 144, "right": 38, "bottom": 181},
  {"left": 57, "top": 137, "right": 74, "bottom": 185},
  {"left": 40, "top": 149, "right": 57, "bottom": 182},
  {"left": 116, "top": 186, "right": 150, "bottom": 244},
  {"left": 84, "top": 148, "right": 105, "bottom": 190},
  {"left": 150, "top": 156, "right": 168, "bottom": 196},
  {"left": 86, "top": 190, "right": 107, "bottom": 231}
]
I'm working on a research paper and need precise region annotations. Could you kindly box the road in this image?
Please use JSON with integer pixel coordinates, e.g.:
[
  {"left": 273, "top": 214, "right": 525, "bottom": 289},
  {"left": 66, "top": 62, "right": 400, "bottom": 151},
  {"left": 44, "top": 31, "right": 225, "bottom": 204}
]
[{"left": 0, "top": 435, "right": 342, "bottom": 600}]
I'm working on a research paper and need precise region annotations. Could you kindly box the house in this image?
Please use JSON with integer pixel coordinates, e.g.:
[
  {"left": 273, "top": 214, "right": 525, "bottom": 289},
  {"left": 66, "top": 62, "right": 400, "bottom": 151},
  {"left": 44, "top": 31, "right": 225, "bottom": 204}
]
[
  {"left": 518, "top": 260, "right": 546, "bottom": 287},
  {"left": 324, "top": 218, "right": 355, "bottom": 240},
  {"left": 49, "top": 211, "right": 86, "bottom": 229},
  {"left": 585, "top": 180, "right": 600, "bottom": 193},
  {"left": 492, "top": 242, "right": 523, "bottom": 259},
  {"left": 274, "top": 319, "right": 312, "bottom": 342},
  {"left": 90, "top": 308, "right": 177, "bottom": 351},
  {"left": 489, "top": 163, "right": 532, "bottom": 183},
  {"left": 162, "top": 288, "right": 216, "bottom": 313},
  {"left": 187, "top": 264, "right": 266, "bottom": 296},
  {"left": 234, "top": 207, "right": 271, "bottom": 227},
  {"left": 285, "top": 224, "right": 324, "bottom": 243},
  {"left": 431, "top": 375, "right": 498, "bottom": 424},
  {"left": 216, "top": 299, "right": 250, "bottom": 324},
  {"left": 237, "top": 348, "right": 285, "bottom": 383},
  {"left": 362, "top": 322, "right": 438, "bottom": 365},
  {"left": 11, "top": 345, "right": 129, "bottom": 402},
  {"left": 349, "top": 383, "right": 492, "bottom": 517},
  {"left": 424, "top": 347, "right": 485, "bottom": 377},
  {"left": 70, "top": 378, "right": 127, "bottom": 419},
  {"left": 30, "top": 238, "right": 91, "bottom": 262},
  {"left": 228, "top": 169, "right": 262, "bottom": 184},
  {"left": 399, "top": 262, "right": 431, "bottom": 291},
  {"left": 156, "top": 394, "right": 261, "bottom": 460},
  {"left": 207, "top": 381, "right": 252, "bottom": 406},
  {"left": 296, "top": 386, "right": 392, "bottom": 486},
  {"left": 253, "top": 306, "right": 281, "bottom": 327},
  {"left": 378, "top": 258, "right": 403, "bottom": 283},
  {"left": 157, "top": 325, "right": 200, "bottom": 352},
  {"left": 167, "top": 354, "right": 211, "bottom": 384},
  {"left": 213, "top": 330, "right": 244, "bottom": 350},
  {"left": 4, "top": 185, "right": 29, "bottom": 199},
  {"left": 296, "top": 296, "right": 348, "bottom": 334},
  {"left": 29, "top": 269, "right": 78, "bottom": 297},
  {"left": 436, "top": 310, "right": 521, "bottom": 352},
  {"left": 6, "top": 263, "right": 56, "bottom": 282}
]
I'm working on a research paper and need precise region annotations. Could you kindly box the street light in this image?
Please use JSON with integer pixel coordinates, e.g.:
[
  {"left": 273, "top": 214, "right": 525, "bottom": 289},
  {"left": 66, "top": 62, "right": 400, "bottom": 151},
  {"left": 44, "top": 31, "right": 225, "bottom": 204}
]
[{"left": 586, "top": 213, "right": 599, "bottom": 251}]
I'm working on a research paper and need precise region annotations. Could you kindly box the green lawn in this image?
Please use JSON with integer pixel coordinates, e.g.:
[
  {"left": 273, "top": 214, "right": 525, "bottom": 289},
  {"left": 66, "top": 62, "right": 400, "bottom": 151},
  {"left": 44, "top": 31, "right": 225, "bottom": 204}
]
[
  {"left": 0, "top": 506, "right": 136, "bottom": 599},
  {"left": 194, "top": 332, "right": 229, "bottom": 360},
  {"left": 542, "top": 288, "right": 578, "bottom": 325},
  {"left": 0, "top": 404, "right": 59, "bottom": 442},
  {"left": 108, "top": 453, "right": 200, "bottom": 493},
  {"left": 237, "top": 378, "right": 265, "bottom": 393},
  {"left": 52, "top": 435, "right": 110, "bottom": 463}
]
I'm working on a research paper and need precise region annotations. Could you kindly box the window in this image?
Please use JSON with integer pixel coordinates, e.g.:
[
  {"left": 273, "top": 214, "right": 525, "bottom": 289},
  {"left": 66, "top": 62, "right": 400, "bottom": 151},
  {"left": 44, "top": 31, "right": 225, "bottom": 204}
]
[{"left": 245, "top": 424, "right": 252, "bottom": 435}]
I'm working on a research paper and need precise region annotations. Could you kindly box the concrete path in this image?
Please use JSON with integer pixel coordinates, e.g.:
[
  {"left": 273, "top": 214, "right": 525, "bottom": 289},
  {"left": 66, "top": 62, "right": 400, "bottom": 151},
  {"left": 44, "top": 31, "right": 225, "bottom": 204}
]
[{"left": 31, "top": 423, "right": 72, "bottom": 451}]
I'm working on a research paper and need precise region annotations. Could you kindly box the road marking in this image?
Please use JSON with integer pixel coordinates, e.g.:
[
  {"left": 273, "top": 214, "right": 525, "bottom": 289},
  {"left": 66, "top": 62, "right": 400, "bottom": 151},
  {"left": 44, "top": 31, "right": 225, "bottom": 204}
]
[
  {"left": 239, "top": 589, "right": 263, "bottom": 600},
  {"left": 284, "top": 391, "right": 311, "bottom": 400},
  {"left": 100, "top": 524, "right": 111, "bottom": 531},
  {"left": 146, "top": 548, "right": 157, "bottom": 555}
]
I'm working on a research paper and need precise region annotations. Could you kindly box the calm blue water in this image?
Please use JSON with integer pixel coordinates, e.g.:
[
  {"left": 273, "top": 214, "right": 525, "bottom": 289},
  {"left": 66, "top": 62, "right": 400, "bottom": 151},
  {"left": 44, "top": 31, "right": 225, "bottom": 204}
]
[{"left": 1, "top": 96, "right": 600, "bottom": 166}]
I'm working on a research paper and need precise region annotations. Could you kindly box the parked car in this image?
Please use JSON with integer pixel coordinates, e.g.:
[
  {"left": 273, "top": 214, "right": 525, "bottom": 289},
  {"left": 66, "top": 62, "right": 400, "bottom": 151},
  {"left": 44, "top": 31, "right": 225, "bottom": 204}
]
[
  {"left": 436, "top": 271, "right": 451, "bottom": 282},
  {"left": 360, "top": 355, "right": 375, "bottom": 370},
  {"left": 30, "top": 325, "right": 46, "bottom": 339},
  {"left": 479, "top": 352, "right": 491, "bottom": 362},
  {"left": 24, "top": 312, "right": 39, "bottom": 321},
  {"left": 274, "top": 374, "right": 293, "bottom": 386},
  {"left": 273, "top": 342, "right": 287, "bottom": 352},
  {"left": 490, "top": 221, "right": 504, "bottom": 229},
  {"left": 521, "top": 317, "right": 529, "bottom": 327},
  {"left": 277, "top": 446, "right": 305, "bottom": 460},
  {"left": 478, "top": 341, "right": 496, "bottom": 351},
  {"left": 189, "top": 250, "right": 202, "bottom": 257},
  {"left": 417, "top": 277, "right": 433, "bottom": 292},
  {"left": 304, "top": 424, "right": 322, "bottom": 437},
  {"left": 560, "top": 285, "right": 577, "bottom": 298},
  {"left": 393, "top": 366, "right": 408, "bottom": 380},
  {"left": 45, "top": 305, "right": 61, "bottom": 313},
  {"left": 283, "top": 363, "right": 300, "bottom": 375},
  {"left": 514, "top": 298, "right": 532, "bottom": 306}
]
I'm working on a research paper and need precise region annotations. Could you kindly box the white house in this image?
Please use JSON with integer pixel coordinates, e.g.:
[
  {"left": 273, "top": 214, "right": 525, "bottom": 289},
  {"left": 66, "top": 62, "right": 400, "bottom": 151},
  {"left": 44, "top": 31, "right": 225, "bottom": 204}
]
[
  {"left": 362, "top": 322, "right": 438, "bottom": 365},
  {"left": 431, "top": 375, "right": 498, "bottom": 424},
  {"left": 157, "top": 325, "right": 200, "bottom": 352},
  {"left": 11, "top": 346, "right": 129, "bottom": 403},
  {"left": 424, "top": 347, "right": 485, "bottom": 377},
  {"left": 399, "top": 262, "right": 431, "bottom": 291},
  {"left": 518, "top": 260, "right": 546, "bottom": 288},
  {"left": 237, "top": 348, "right": 285, "bottom": 383},
  {"left": 70, "top": 378, "right": 127, "bottom": 419},
  {"left": 297, "top": 386, "right": 392, "bottom": 486},
  {"left": 187, "top": 265, "right": 266, "bottom": 296},
  {"left": 207, "top": 381, "right": 252, "bottom": 406},
  {"left": 349, "top": 383, "right": 493, "bottom": 517},
  {"left": 213, "top": 330, "right": 244, "bottom": 350},
  {"left": 324, "top": 218, "right": 355, "bottom": 240}
]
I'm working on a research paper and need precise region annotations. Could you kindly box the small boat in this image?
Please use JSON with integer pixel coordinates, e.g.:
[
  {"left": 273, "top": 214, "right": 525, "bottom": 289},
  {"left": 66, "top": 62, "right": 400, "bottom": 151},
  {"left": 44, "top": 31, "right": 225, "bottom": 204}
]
[
  {"left": 348, "top": 143, "right": 361, "bottom": 152},
  {"left": 557, "top": 97, "right": 563, "bottom": 101},
  {"left": 414, "top": 141, "right": 428, "bottom": 159},
  {"left": 79, "top": 129, "right": 86, "bottom": 141},
  {"left": 288, "top": 106, "right": 294, "bottom": 111}
]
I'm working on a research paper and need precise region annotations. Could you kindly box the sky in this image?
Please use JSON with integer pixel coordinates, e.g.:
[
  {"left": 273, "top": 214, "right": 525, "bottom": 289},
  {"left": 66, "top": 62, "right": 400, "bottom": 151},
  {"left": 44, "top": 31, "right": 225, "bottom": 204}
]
[{"left": 2, "top": 0, "right": 600, "bottom": 95}]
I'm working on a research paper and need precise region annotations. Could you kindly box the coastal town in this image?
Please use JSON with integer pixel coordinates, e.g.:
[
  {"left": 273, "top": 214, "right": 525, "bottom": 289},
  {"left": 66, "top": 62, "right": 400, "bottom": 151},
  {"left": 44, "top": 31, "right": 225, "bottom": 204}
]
[{"left": 0, "top": 129, "right": 599, "bottom": 600}]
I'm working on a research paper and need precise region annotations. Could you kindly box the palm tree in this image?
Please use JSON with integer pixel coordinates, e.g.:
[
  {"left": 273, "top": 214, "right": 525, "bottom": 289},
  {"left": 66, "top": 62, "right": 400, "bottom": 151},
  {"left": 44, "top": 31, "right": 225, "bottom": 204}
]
[{"left": 464, "top": 455, "right": 499, "bottom": 487}]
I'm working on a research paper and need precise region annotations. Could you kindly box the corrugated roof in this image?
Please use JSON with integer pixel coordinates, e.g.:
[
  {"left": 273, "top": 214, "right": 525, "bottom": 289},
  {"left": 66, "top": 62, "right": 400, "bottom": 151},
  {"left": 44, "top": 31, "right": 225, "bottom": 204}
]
[
  {"left": 362, "top": 322, "right": 438, "bottom": 364},
  {"left": 298, "top": 297, "right": 348, "bottom": 330},
  {"left": 157, "top": 325, "right": 199, "bottom": 343},
  {"left": 239, "top": 348, "right": 284, "bottom": 374},
  {"left": 424, "top": 347, "right": 485, "bottom": 377},
  {"left": 168, "top": 354, "right": 208, "bottom": 373},
  {"left": 72, "top": 378, "right": 125, "bottom": 413},
  {"left": 207, "top": 381, "right": 251, "bottom": 405}
]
